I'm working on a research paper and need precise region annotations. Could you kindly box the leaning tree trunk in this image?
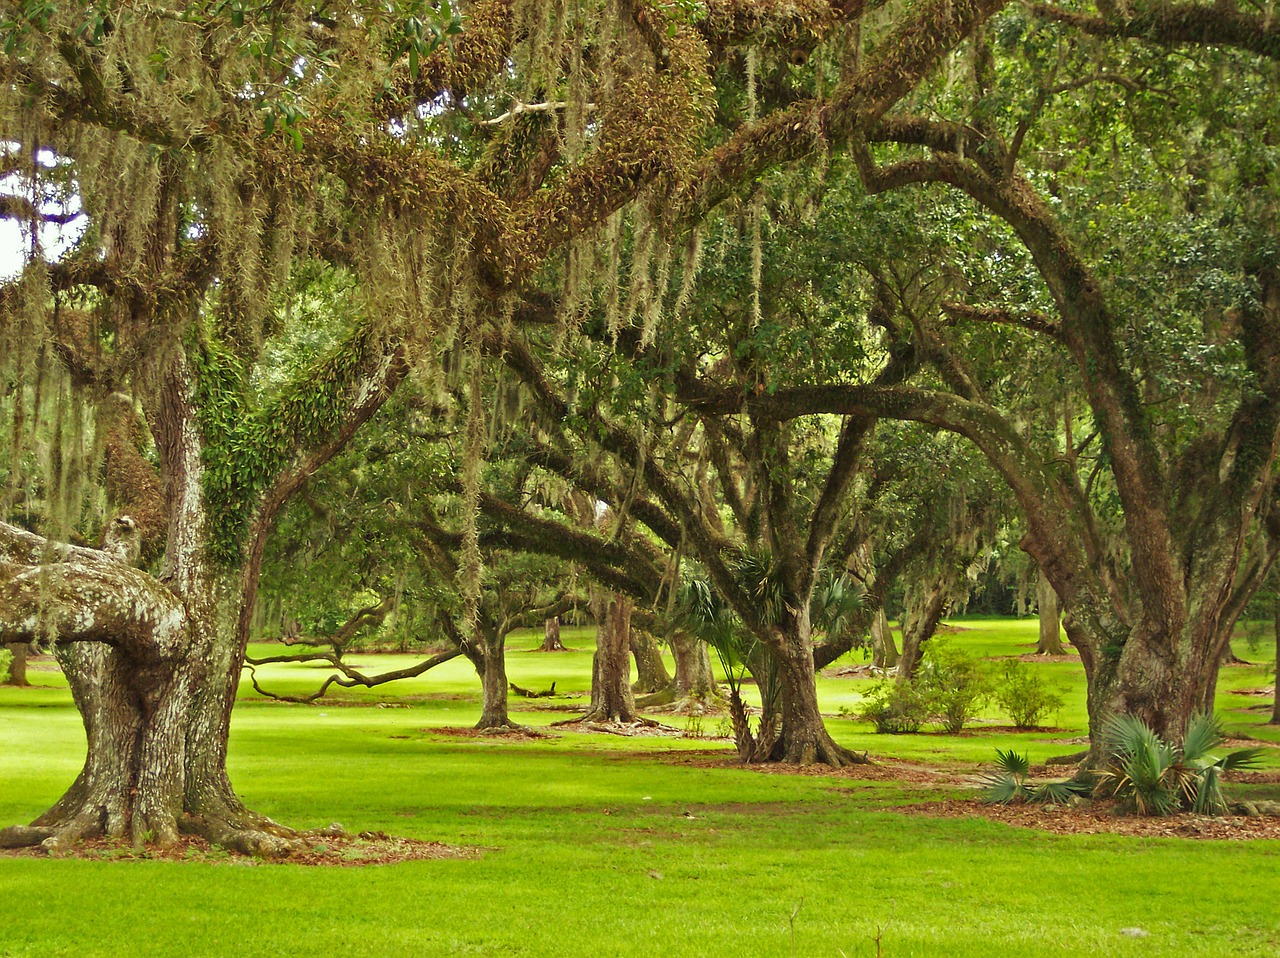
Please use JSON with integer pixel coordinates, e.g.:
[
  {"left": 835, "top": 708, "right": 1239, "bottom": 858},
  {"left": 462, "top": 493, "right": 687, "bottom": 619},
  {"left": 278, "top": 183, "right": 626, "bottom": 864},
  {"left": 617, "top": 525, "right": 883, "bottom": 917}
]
[
  {"left": 870, "top": 609, "right": 899, "bottom": 670},
  {"left": 1270, "top": 595, "right": 1280, "bottom": 725},
  {"left": 1036, "top": 573, "right": 1066, "bottom": 655},
  {"left": 3, "top": 642, "right": 29, "bottom": 686},
  {"left": 896, "top": 583, "right": 946, "bottom": 683},
  {"left": 630, "top": 628, "right": 672, "bottom": 694},
  {"left": 540, "top": 616, "right": 566, "bottom": 651},
  {"left": 585, "top": 593, "right": 639, "bottom": 723}
]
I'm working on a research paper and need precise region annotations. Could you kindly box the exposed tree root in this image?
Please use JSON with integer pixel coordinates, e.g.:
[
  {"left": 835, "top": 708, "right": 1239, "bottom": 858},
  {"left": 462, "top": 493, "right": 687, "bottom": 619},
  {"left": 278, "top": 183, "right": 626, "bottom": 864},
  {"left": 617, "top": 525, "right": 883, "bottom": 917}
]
[
  {"left": 179, "top": 814, "right": 304, "bottom": 858},
  {"left": 473, "top": 716, "right": 536, "bottom": 734},
  {"left": 772, "top": 734, "right": 871, "bottom": 767},
  {"left": 642, "top": 692, "right": 728, "bottom": 716}
]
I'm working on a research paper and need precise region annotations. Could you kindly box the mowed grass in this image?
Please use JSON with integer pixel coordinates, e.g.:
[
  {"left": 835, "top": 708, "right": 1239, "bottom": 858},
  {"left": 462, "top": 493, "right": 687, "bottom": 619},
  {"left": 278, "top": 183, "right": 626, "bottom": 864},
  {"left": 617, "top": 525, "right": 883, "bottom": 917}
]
[{"left": 1, "top": 618, "right": 1278, "bottom": 958}]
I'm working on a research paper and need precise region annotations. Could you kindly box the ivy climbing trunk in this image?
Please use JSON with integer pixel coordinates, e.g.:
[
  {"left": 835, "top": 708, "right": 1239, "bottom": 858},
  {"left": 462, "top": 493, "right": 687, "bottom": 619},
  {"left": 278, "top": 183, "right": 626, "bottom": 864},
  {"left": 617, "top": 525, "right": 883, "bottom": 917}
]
[
  {"left": 3, "top": 643, "right": 28, "bottom": 686},
  {"left": 0, "top": 352, "right": 289, "bottom": 853}
]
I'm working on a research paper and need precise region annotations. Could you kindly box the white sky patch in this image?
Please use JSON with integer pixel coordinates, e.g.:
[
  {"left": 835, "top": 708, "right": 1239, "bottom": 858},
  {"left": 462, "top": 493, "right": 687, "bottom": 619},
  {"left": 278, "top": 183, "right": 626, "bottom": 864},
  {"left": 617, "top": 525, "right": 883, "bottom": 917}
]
[{"left": 0, "top": 144, "right": 88, "bottom": 280}]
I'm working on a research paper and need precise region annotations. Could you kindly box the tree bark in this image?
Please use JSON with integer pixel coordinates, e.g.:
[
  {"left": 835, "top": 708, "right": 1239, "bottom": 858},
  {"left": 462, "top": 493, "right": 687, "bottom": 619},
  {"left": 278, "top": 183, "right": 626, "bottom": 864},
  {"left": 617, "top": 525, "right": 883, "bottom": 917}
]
[
  {"left": 1036, "top": 572, "right": 1066, "bottom": 655},
  {"left": 769, "top": 617, "right": 865, "bottom": 766},
  {"left": 870, "top": 609, "right": 899, "bottom": 670},
  {"left": 540, "top": 616, "right": 566, "bottom": 651},
  {"left": 671, "top": 632, "right": 721, "bottom": 712},
  {"left": 896, "top": 582, "right": 946, "bottom": 682},
  {"left": 3, "top": 642, "right": 29, "bottom": 686},
  {"left": 585, "top": 593, "right": 639, "bottom": 722},
  {"left": 1270, "top": 594, "right": 1280, "bottom": 726},
  {"left": 474, "top": 622, "right": 516, "bottom": 730},
  {"left": 630, "top": 628, "right": 672, "bottom": 694}
]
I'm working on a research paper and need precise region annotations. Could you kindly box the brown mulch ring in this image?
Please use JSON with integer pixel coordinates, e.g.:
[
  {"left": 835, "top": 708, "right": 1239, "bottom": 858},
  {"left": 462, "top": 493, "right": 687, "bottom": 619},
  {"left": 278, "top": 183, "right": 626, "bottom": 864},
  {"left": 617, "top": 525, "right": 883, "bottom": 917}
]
[
  {"left": 653, "top": 749, "right": 971, "bottom": 786},
  {"left": 1015, "top": 652, "right": 1081, "bottom": 663},
  {"left": 0, "top": 832, "right": 476, "bottom": 866},
  {"left": 905, "top": 798, "right": 1280, "bottom": 840},
  {"left": 1231, "top": 770, "right": 1280, "bottom": 784},
  {"left": 420, "top": 725, "right": 556, "bottom": 741}
]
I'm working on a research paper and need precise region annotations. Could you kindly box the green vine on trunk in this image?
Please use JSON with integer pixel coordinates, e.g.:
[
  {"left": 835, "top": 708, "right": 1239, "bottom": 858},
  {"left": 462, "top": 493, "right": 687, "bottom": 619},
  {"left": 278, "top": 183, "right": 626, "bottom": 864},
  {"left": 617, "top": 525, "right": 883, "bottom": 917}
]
[{"left": 188, "top": 324, "right": 386, "bottom": 566}]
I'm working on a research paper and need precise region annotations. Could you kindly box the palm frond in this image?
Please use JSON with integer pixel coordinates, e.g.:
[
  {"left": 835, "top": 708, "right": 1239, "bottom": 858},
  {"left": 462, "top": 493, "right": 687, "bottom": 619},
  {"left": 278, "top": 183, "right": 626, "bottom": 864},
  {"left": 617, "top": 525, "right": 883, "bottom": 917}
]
[
  {"left": 979, "top": 772, "right": 1031, "bottom": 805},
  {"left": 1215, "top": 747, "right": 1267, "bottom": 772},
  {"left": 1029, "top": 780, "right": 1091, "bottom": 805},
  {"left": 1181, "top": 712, "right": 1225, "bottom": 763},
  {"left": 993, "top": 748, "right": 1030, "bottom": 778}
]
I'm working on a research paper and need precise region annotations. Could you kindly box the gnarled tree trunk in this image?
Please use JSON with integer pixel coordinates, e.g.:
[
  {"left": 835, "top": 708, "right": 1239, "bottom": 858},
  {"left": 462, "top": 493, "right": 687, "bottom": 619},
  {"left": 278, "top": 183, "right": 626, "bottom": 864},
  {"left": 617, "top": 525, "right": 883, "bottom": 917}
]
[
  {"left": 540, "top": 616, "right": 566, "bottom": 651},
  {"left": 474, "top": 621, "right": 517, "bottom": 731},
  {"left": 768, "top": 614, "right": 865, "bottom": 766},
  {"left": 896, "top": 582, "right": 946, "bottom": 683},
  {"left": 1036, "top": 573, "right": 1065, "bottom": 655},
  {"left": 870, "top": 609, "right": 898, "bottom": 670},
  {"left": 1270, "top": 594, "right": 1280, "bottom": 726},
  {"left": 630, "top": 628, "right": 671, "bottom": 694},
  {"left": 670, "top": 632, "right": 721, "bottom": 713},
  {"left": 3, "top": 642, "right": 29, "bottom": 686},
  {"left": 585, "top": 592, "right": 639, "bottom": 722}
]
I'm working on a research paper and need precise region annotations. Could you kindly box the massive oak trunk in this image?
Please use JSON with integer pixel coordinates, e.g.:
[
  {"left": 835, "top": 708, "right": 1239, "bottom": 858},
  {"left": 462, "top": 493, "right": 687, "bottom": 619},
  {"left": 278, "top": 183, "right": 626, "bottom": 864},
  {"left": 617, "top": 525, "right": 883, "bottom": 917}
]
[
  {"left": 585, "top": 592, "right": 639, "bottom": 722},
  {"left": 0, "top": 336, "right": 404, "bottom": 855},
  {"left": 767, "top": 613, "right": 865, "bottom": 766}
]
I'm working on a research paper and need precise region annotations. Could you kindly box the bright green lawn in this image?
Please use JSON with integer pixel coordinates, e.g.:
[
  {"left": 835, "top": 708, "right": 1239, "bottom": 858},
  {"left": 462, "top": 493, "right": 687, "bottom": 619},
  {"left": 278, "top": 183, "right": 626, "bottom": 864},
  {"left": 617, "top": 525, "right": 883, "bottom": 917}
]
[{"left": 1, "top": 618, "right": 1278, "bottom": 957}]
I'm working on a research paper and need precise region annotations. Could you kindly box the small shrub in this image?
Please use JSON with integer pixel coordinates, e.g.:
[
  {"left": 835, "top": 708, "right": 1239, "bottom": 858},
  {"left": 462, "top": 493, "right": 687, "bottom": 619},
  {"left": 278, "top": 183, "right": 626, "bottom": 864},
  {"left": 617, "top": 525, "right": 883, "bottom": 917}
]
[
  {"left": 858, "top": 680, "right": 935, "bottom": 734},
  {"left": 993, "top": 659, "right": 1063, "bottom": 728},
  {"left": 683, "top": 714, "right": 705, "bottom": 740},
  {"left": 0, "top": 647, "right": 10, "bottom": 684},
  {"left": 1094, "top": 713, "right": 1265, "bottom": 816},
  {"left": 916, "top": 642, "right": 991, "bottom": 733},
  {"left": 979, "top": 748, "right": 1091, "bottom": 805}
]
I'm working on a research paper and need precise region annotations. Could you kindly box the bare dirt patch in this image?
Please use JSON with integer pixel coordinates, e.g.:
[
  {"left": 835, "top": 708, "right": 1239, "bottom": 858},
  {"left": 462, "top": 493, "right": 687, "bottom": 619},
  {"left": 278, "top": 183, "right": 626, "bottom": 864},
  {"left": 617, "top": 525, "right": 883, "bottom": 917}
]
[{"left": 904, "top": 798, "right": 1280, "bottom": 840}]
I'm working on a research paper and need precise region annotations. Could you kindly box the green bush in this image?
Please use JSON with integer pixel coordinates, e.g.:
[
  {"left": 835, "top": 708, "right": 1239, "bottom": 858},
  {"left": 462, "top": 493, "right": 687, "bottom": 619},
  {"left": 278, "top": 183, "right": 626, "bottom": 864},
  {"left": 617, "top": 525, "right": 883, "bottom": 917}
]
[
  {"left": 856, "top": 679, "right": 935, "bottom": 734},
  {"left": 0, "top": 647, "right": 10, "bottom": 684},
  {"left": 916, "top": 642, "right": 991, "bottom": 734},
  {"left": 993, "top": 659, "right": 1063, "bottom": 728}
]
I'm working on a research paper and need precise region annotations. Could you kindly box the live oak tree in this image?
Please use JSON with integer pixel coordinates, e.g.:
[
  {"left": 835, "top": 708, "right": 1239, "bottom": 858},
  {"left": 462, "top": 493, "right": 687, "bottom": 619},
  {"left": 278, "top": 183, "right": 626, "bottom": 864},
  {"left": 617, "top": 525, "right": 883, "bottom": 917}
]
[
  {"left": 0, "top": 0, "right": 1060, "bottom": 853},
  {"left": 0, "top": 0, "right": 704, "bottom": 849},
  {"left": 684, "top": 5, "right": 1280, "bottom": 750}
]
